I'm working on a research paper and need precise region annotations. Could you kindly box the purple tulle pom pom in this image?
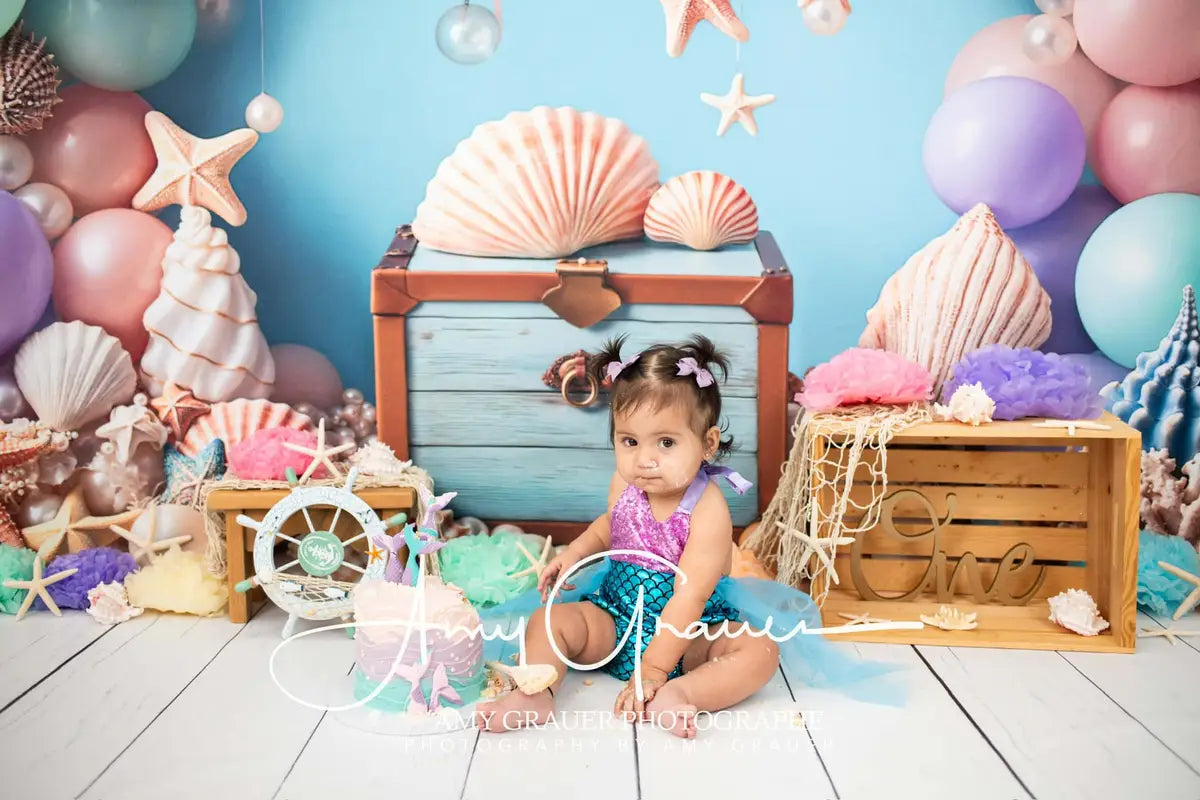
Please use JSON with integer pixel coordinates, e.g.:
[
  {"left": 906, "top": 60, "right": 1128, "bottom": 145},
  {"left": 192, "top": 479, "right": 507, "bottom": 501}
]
[
  {"left": 35, "top": 548, "right": 139, "bottom": 611},
  {"left": 943, "top": 345, "right": 1103, "bottom": 421}
]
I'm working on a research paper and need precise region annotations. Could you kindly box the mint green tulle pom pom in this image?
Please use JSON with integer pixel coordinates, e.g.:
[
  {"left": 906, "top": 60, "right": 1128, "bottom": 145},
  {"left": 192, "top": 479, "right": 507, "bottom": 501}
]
[
  {"left": 437, "top": 530, "right": 545, "bottom": 607},
  {"left": 0, "top": 544, "right": 36, "bottom": 614},
  {"left": 1137, "top": 530, "right": 1200, "bottom": 616}
]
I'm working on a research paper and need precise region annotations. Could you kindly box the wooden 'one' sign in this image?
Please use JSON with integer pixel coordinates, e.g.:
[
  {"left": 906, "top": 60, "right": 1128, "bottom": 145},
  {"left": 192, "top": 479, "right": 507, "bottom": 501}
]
[{"left": 849, "top": 488, "right": 1047, "bottom": 605}]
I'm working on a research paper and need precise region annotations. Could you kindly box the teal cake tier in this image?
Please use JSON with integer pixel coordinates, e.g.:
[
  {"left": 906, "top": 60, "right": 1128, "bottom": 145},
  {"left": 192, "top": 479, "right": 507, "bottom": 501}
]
[{"left": 353, "top": 664, "right": 486, "bottom": 713}]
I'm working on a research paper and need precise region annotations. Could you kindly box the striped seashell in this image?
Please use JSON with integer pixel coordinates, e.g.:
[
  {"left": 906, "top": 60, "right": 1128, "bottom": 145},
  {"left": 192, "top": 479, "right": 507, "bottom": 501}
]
[
  {"left": 412, "top": 106, "right": 660, "bottom": 258},
  {"left": 859, "top": 203, "right": 1051, "bottom": 395},
  {"left": 0, "top": 23, "right": 62, "bottom": 136},
  {"left": 643, "top": 171, "right": 758, "bottom": 250},
  {"left": 179, "top": 398, "right": 313, "bottom": 456}
]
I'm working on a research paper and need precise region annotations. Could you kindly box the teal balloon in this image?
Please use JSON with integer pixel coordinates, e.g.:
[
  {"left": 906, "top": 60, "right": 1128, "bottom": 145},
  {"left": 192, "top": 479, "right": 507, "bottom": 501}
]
[
  {"left": 1076, "top": 193, "right": 1200, "bottom": 368},
  {"left": 0, "top": 0, "right": 24, "bottom": 35},
  {"left": 20, "top": 0, "right": 196, "bottom": 91}
]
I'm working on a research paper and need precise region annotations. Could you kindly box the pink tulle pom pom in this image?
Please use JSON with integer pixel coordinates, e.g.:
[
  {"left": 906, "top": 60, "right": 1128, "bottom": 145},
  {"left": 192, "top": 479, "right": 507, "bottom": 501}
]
[
  {"left": 227, "top": 427, "right": 328, "bottom": 481},
  {"left": 796, "top": 348, "right": 933, "bottom": 412}
]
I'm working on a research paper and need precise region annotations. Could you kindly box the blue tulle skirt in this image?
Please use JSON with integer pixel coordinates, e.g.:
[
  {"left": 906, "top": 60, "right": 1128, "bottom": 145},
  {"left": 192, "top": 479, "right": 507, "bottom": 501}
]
[{"left": 477, "top": 558, "right": 906, "bottom": 706}]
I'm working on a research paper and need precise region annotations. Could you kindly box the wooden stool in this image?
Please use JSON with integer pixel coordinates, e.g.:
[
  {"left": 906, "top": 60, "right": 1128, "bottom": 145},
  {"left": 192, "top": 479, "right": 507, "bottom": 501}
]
[{"left": 207, "top": 486, "right": 417, "bottom": 623}]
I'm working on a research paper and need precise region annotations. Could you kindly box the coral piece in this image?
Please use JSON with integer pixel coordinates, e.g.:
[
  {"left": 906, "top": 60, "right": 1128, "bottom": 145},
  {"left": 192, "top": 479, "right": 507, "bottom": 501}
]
[
  {"left": 411, "top": 106, "right": 659, "bottom": 258},
  {"left": 20, "top": 485, "right": 137, "bottom": 559},
  {"left": 227, "top": 427, "right": 326, "bottom": 481},
  {"left": 934, "top": 382, "right": 995, "bottom": 426},
  {"left": 919, "top": 605, "right": 978, "bottom": 631},
  {"left": 14, "top": 321, "right": 138, "bottom": 431},
  {"left": 124, "top": 545, "right": 226, "bottom": 616},
  {"left": 795, "top": 347, "right": 932, "bottom": 412},
  {"left": 1104, "top": 286, "right": 1200, "bottom": 466},
  {"left": 149, "top": 381, "right": 211, "bottom": 442},
  {"left": 643, "top": 171, "right": 758, "bottom": 250},
  {"left": 133, "top": 112, "right": 259, "bottom": 227},
  {"left": 141, "top": 207, "right": 274, "bottom": 401},
  {"left": 859, "top": 204, "right": 1052, "bottom": 395},
  {"left": 282, "top": 418, "right": 353, "bottom": 484},
  {"left": 699, "top": 72, "right": 776, "bottom": 137},
  {"left": 1047, "top": 588, "right": 1110, "bottom": 636},
  {"left": 86, "top": 581, "right": 144, "bottom": 625},
  {"left": 660, "top": 0, "right": 749, "bottom": 57},
  {"left": 179, "top": 397, "right": 311, "bottom": 456},
  {"left": 1137, "top": 448, "right": 1200, "bottom": 546},
  {"left": 34, "top": 547, "right": 138, "bottom": 611},
  {"left": 943, "top": 345, "right": 1102, "bottom": 421},
  {"left": 163, "top": 440, "right": 227, "bottom": 508},
  {"left": 0, "top": 543, "right": 35, "bottom": 614},
  {"left": 0, "top": 23, "right": 62, "bottom": 136},
  {"left": 1137, "top": 530, "right": 1200, "bottom": 617},
  {"left": 348, "top": 439, "right": 412, "bottom": 478},
  {"left": 96, "top": 395, "right": 168, "bottom": 463},
  {"left": 2, "top": 555, "right": 77, "bottom": 620}
]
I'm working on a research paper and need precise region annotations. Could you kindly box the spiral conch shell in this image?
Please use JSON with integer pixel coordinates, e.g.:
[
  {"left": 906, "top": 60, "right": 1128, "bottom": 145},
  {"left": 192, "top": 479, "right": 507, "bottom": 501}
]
[
  {"left": 859, "top": 204, "right": 1052, "bottom": 395},
  {"left": 412, "top": 106, "right": 660, "bottom": 258},
  {"left": 1047, "top": 589, "right": 1110, "bottom": 636},
  {"left": 643, "top": 171, "right": 758, "bottom": 250},
  {"left": 934, "top": 382, "right": 995, "bottom": 426}
]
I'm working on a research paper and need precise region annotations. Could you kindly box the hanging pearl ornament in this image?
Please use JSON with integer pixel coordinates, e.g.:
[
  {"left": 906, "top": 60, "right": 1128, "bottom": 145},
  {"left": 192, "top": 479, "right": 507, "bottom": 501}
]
[
  {"left": 436, "top": 2, "right": 502, "bottom": 65},
  {"left": 14, "top": 182, "right": 73, "bottom": 239},
  {"left": 245, "top": 92, "right": 284, "bottom": 134},
  {"left": 1034, "top": 0, "right": 1074, "bottom": 17},
  {"left": 1022, "top": 14, "right": 1078, "bottom": 66},
  {"left": 799, "top": 0, "right": 851, "bottom": 36},
  {"left": 0, "top": 134, "right": 33, "bottom": 191}
]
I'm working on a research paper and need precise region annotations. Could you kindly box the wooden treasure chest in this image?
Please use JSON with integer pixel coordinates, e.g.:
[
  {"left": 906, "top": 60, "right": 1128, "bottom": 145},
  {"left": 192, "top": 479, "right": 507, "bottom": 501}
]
[{"left": 371, "top": 226, "right": 792, "bottom": 539}]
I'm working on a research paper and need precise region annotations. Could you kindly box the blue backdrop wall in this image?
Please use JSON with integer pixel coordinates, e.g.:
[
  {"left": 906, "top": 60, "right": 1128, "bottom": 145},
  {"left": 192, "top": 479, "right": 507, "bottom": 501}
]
[{"left": 144, "top": 0, "right": 1038, "bottom": 397}]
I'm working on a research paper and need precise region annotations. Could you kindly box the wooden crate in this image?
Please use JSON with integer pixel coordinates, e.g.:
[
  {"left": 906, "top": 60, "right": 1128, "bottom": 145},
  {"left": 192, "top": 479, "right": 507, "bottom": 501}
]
[
  {"left": 207, "top": 486, "right": 417, "bottom": 623},
  {"left": 814, "top": 413, "right": 1140, "bottom": 653}
]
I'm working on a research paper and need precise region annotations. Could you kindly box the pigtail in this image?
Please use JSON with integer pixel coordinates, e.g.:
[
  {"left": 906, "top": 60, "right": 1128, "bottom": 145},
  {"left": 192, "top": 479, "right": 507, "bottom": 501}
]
[
  {"left": 681, "top": 334, "right": 730, "bottom": 383},
  {"left": 588, "top": 334, "right": 630, "bottom": 386}
]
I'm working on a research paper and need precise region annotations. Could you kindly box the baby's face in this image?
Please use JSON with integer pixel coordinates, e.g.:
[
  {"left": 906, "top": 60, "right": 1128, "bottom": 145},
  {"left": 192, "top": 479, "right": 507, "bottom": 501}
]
[{"left": 613, "top": 402, "right": 711, "bottom": 497}]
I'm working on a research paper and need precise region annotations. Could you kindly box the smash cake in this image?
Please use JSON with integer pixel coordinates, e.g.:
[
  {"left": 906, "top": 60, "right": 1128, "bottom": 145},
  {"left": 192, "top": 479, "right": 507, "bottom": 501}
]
[{"left": 351, "top": 575, "right": 487, "bottom": 715}]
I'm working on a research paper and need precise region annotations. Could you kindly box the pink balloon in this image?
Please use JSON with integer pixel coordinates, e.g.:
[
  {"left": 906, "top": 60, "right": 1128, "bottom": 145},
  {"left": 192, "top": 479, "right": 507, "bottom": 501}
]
[
  {"left": 269, "top": 344, "right": 344, "bottom": 410},
  {"left": 1094, "top": 81, "right": 1200, "bottom": 204},
  {"left": 23, "top": 84, "right": 157, "bottom": 217},
  {"left": 1074, "top": 0, "right": 1200, "bottom": 87},
  {"left": 945, "top": 15, "right": 1120, "bottom": 155},
  {"left": 52, "top": 209, "right": 172, "bottom": 361}
]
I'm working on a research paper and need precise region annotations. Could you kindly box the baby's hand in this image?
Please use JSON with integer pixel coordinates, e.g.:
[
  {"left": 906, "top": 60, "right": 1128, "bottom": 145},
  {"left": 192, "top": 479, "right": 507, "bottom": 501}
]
[
  {"left": 613, "top": 666, "right": 670, "bottom": 721},
  {"left": 538, "top": 550, "right": 580, "bottom": 601}
]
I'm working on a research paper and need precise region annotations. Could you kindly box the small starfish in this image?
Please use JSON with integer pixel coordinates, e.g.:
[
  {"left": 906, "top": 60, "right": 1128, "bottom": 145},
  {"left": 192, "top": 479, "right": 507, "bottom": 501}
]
[
  {"left": 367, "top": 543, "right": 385, "bottom": 564},
  {"left": 837, "top": 611, "right": 891, "bottom": 625},
  {"left": 512, "top": 535, "right": 553, "bottom": 580},
  {"left": 21, "top": 486, "right": 138, "bottom": 559},
  {"left": 95, "top": 396, "right": 167, "bottom": 463},
  {"left": 1030, "top": 419, "right": 1112, "bottom": 437},
  {"left": 282, "top": 418, "right": 354, "bottom": 484},
  {"left": 775, "top": 521, "right": 854, "bottom": 584},
  {"left": 1138, "top": 626, "right": 1200, "bottom": 646},
  {"left": 2, "top": 556, "right": 79, "bottom": 620},
  {"left": 699, "top": 72, "right": 776, "bottom": 137},
  {"left": 1157, "top": 560, "right": 1200, "bottom": 620},
  {"left": 150, "top": 382, "right": 211, "bottom": 441},
  {"left": 110, "top": 506, "right": 193, "bottom": 565}
]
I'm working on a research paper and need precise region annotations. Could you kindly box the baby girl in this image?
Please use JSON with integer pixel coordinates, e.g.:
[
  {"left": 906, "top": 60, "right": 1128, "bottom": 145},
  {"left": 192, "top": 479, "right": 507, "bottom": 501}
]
[{"left": 475, "top": 334, "right": 779, "bottom": 738}]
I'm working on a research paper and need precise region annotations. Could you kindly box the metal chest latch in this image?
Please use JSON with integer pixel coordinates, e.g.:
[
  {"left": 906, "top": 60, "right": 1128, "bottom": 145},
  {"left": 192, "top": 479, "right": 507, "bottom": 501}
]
[{"left": 541, "top": 257, "right": 622, "bottom": 328}]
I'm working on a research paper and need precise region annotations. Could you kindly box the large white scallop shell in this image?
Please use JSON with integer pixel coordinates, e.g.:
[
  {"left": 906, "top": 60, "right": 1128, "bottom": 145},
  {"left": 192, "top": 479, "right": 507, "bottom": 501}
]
[
  {"left": 859, "top": 203, "right": 1052, "bottom": 395},
  {"left": 643, "top": 171, "right": 758, "bottom": 250},
  {"left": 179, "top": 398, "right": 312, "bottom": 456},
  {"left": 13, "top": 321, "right": 137, "bottom": 431},
  {"left": 412, "top": 106, "right": 660, "bottom": 258}
]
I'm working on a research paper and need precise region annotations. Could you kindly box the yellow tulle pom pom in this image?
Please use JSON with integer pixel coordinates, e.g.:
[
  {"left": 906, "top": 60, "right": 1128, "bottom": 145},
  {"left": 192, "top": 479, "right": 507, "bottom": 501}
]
[{"left": 124, "top": 546, "right": 226, "bottom": 616}]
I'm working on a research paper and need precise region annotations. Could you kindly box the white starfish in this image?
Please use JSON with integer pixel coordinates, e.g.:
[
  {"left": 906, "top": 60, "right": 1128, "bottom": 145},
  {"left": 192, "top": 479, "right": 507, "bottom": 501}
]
[
  {"left": 512, "top": 536, "right": 553, "bottom": 580},
  {"left": 1138, "top": 626, "right": 1200, "bottom": 646},
  {"left": 2, "top": 556, "right": 78, "bottom": 620},
  {"left": 110, "top": 507, "right": 193, "bottom": 565},
  {"left": 1157, "top": 560, "right": 1200, "bottom": 620},
  {"left": 282, "top": 418, "right": 354, "bottom": 484},
  {"left": 775, "top": 520, "right": 853, "bottom": 584},
  {"left": 699, "top": 72, "right": 775, "bottom": 136},
  {"left": 1030, "top": 419, "right": 1112, "bottom": 437},
  {"left": 838, "top": 611, "right": 891, "bottom": 626}
]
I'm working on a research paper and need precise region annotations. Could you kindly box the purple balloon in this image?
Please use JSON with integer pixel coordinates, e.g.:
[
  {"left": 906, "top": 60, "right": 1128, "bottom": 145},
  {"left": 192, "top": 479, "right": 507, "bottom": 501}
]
[
  {"left": 924, "top": 76, "right": 1086, "bottom": 229},
  {"left": 0, "top": 191, "right": 53, "bottom": 355},
  {"left": 1010, "top": 185, "right": 1122, "bottom": 354}
]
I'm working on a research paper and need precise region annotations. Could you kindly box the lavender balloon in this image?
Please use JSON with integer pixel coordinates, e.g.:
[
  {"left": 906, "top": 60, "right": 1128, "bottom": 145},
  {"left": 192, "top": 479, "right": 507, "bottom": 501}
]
[
  {"left": 924, "top": 76, "right": 1086, "bottom": 229},
  {"left": 0, "top": 191, "right": 54, "bottom": 355},
  {"left": 1010, "top": 185, "right": 1121, "bottom": 354}
]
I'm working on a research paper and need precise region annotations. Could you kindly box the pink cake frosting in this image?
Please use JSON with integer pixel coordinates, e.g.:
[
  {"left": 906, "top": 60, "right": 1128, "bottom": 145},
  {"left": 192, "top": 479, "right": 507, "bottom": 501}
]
[{"left": 352, "top": 577, "right": 483, "bottom": 682}]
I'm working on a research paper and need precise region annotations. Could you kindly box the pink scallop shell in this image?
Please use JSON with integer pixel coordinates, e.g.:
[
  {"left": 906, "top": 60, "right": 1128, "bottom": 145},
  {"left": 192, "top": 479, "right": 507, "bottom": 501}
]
[
  {"left": 643, "top": 171, "right": 758, "bottom": 250},
  {"left": 178, "top": 398, "right": 313, "bottom": 456}
]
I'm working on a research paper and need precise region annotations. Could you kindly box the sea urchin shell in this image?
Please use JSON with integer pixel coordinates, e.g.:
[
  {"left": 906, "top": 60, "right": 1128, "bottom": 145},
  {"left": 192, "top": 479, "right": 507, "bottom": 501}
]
[{"left": 0, "top": 23, "right": 61, "bottom": 136}]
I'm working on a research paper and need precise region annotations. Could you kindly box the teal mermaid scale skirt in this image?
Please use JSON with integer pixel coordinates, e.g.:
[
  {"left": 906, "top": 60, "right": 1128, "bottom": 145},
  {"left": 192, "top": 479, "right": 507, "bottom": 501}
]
[{"left": 583, "top": 558, "right": 739, "bottom": 681}]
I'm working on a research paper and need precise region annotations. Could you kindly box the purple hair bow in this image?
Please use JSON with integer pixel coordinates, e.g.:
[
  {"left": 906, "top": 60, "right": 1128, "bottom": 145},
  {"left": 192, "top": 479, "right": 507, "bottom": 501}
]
[
  {"left": 606, "top": 353, "right": 640, "bottom": 382},
  {"left": 677, "top": 357, "right": 714, "bottom": 388}
]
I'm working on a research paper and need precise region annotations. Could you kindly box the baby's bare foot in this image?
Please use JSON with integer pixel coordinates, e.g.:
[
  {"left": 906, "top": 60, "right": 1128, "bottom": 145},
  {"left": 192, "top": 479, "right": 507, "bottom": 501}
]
[
  {"left": 645, "top": 682, "right": 698, "bottom": 739},
  {"left": 474, "top": 688, "right": 555, "bottom": 733}
]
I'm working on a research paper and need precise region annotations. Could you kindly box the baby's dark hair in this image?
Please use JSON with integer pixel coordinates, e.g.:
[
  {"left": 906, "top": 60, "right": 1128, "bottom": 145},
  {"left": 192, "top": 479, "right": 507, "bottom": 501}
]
[{"left": 586, "top": 334, "right": 734, "bottom": 460}]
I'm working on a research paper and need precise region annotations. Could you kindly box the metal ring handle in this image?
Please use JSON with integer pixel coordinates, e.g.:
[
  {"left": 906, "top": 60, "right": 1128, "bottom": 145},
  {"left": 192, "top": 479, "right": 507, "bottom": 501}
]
[{"left": 561, "top": 371, "right": 599, "bottom": 408}]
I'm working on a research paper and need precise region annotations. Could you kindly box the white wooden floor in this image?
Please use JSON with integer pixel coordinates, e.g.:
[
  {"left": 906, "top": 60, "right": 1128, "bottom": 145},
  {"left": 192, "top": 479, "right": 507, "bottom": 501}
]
[{"left": 2, "top": 606, "right": 1199, "bottom": 800}]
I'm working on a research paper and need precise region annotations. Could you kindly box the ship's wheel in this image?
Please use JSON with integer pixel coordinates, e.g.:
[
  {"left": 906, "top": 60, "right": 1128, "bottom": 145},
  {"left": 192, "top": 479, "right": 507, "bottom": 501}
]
[{"left": 235, "top": 467, "right": 406, "bottom": 638}]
